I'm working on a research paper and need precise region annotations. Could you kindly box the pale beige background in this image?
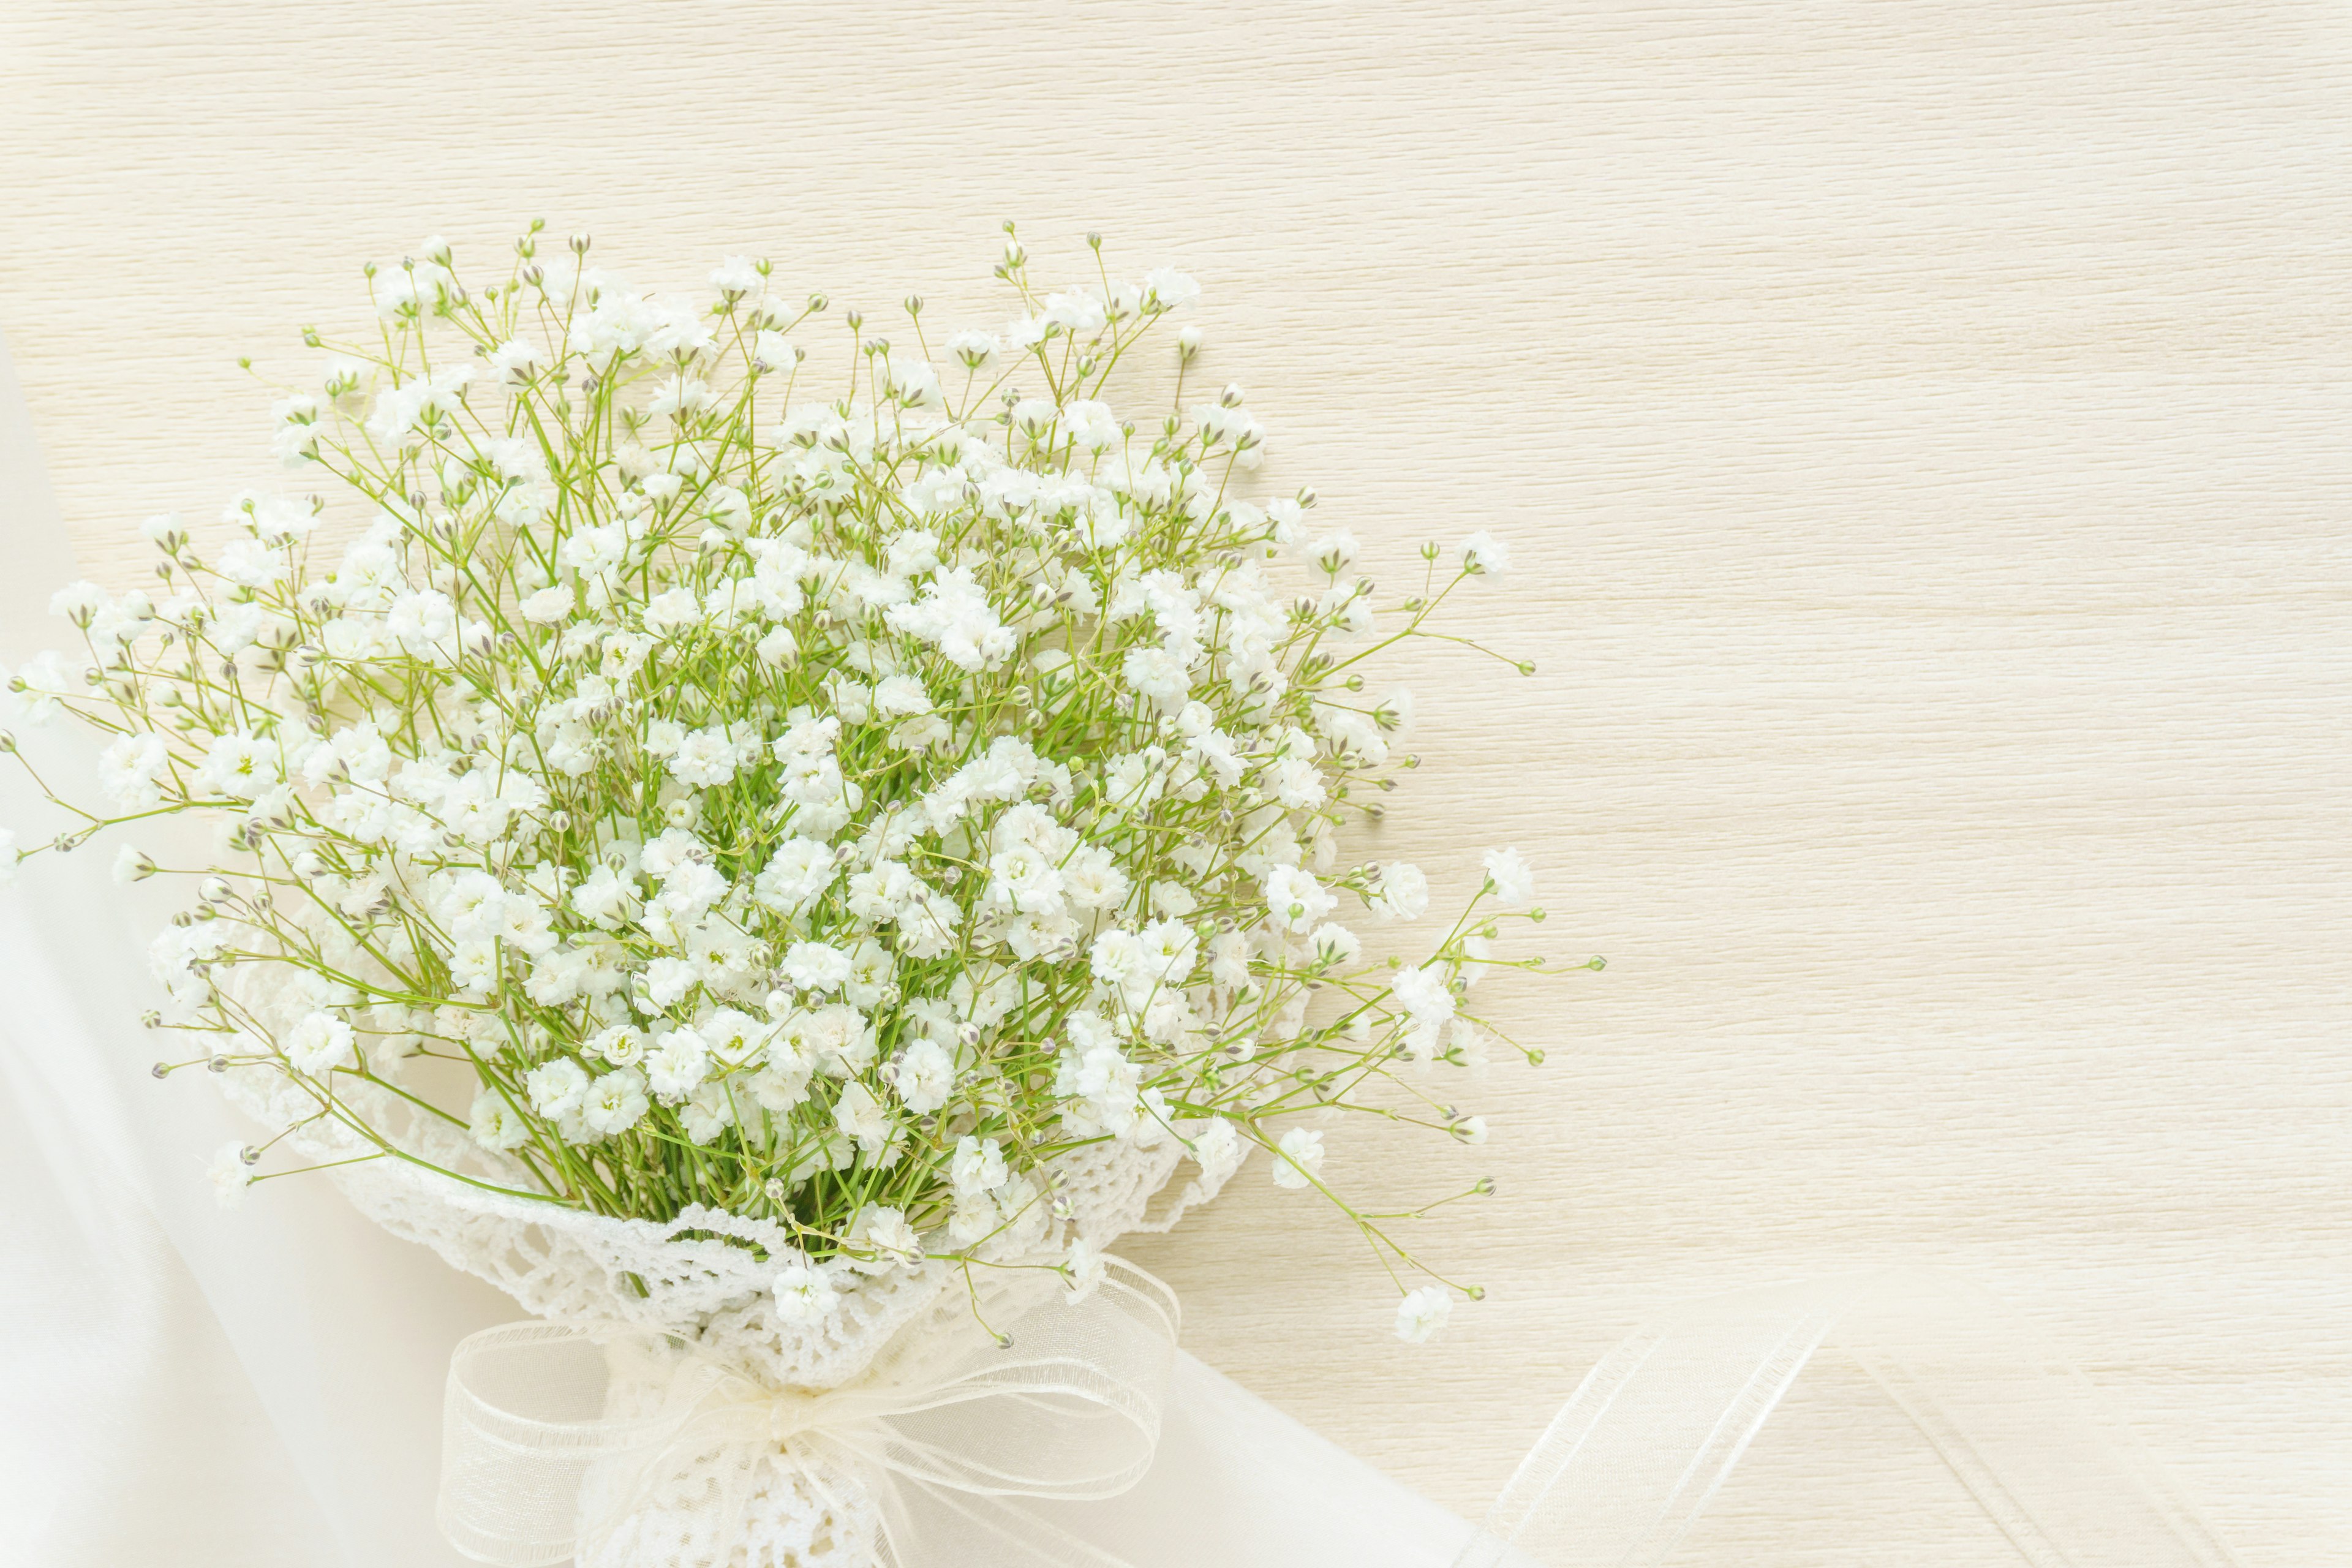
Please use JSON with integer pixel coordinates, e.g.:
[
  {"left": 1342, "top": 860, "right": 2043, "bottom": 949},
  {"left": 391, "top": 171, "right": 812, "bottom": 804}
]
[{"left": 2, "top": 2, "right": 2348, "bottom": 1562}]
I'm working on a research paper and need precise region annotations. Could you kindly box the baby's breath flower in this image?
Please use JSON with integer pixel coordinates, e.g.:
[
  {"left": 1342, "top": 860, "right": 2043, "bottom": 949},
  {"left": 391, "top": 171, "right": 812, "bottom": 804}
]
[
  {"left": 1365, "top": 862, "right": 1431, "bottom": 922},
  {"left": 285, "top": 1011, "right": 357, "bottom": 1076},
  {"left": 8, "top": 231, "right": 1559, "bottom": 1321},
  {"left": 208, "top": 1140, "right": 255, "bottom": 1208},
  {"left": 1483, "top": 846, "right": 1536, "bottom": 908},
  {"left": 1460, "top": 530, "right": 1512, "bottom": 577},
  {"left": 1271, "top": 1126, "right": 1325, "bottom": 1189},
  {"left": 1395, "top": 1285, "right": 1453, "bottom": 1344},
  {"left": 772, "top": 1255, "right": 839, "bottom": 1324}
]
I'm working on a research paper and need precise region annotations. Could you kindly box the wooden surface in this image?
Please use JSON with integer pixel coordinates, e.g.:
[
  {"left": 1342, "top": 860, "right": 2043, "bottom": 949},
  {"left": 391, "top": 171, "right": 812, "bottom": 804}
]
[{"left": 2, "top": 2, "right": 2347, "bottom": 1560}]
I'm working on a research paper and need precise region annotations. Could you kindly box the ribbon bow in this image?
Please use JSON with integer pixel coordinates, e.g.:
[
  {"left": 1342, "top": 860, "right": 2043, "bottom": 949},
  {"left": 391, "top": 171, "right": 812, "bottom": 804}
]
[{"left": 438, "top": 1258, "right": 1178, "bottom": 1567}]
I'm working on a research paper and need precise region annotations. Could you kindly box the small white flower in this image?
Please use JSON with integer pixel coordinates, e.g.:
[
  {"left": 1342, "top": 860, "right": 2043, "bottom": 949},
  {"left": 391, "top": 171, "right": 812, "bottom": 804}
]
[
  {"left": 1188, "top": 1118, "right": 1245, "bottom": 1184},
  {"left": 487, "top": 336, "right": 543, "bottom": 385},
  {"left": 890, "top": 1038, "right": 958, "bottom": 1114},
  {"left": 208, "top": 1140, "right": 254, "bottom": 1208},
  {"left": 1482, "top": 847, "right": 1536, "bottom": 908},
  {"left": 1063, "top": 1237, "right": 1109, "bottom": 1302},
  {"left": 754, "top": 838, "right": 839, "bottom": 914},
  {"left": 1272, "top": 1126, "right": 1324, "bottom": 1189},
  {"left": 680, "top": 1080, "right": 737, "bottom": 1143},
  {"left": 645, "top": 1027, "right": 712, "bottom": 1098},
  {"left": 1395, "top": 1285, "right": 1453, "bottom": 1344},
  {"left": 571, "top": 864, "right": 641, "bottom": 928},
  {"left": 944, "top": 329, "right": 1000, "bottom": 368},
  {"left": 756, "top": 627, "right": 799, "bottom": 667},
  {"left": 469, "top": 1091, "right": 532, "bottom": 1152},
  {"left": 525, "top": 1057, "right": 592, "bottom": 1119},
  {"left": 846, "top": 1204, "right": 924, "bottom": 1270},
  {"left": 1121, "top": 646, "right": 1190, "bottom": 706},
  {"left": 832, "top": 1079, "right": 894, "bottom": 1152},
  {"left": 1365, "top": 862, "right": 1431, "bottom": 922},
  {"left": 1387, "top": 963, "right": 1458, "bottom": 1059},
  {"left": 1041, "top": 290, "right": 1107, "bottom": 334},
  {"left": 1307, "top": 922, "right": 1362, "bottom": 967},
  {"left": 1309, "top": 531, "right": 1359, "bottom": 575},
  {"left": 1263, "top": 865, "right": 1336, "bottom": 934},
  {"left": 49, "top": 580, "right": 107, "bottom": 624},
  {"left": 1142, "top": 267, "right": 1201, "bottom": 311},
  {"left": 772, "top": 1256, "right": 840, "bottom": 1325},
  {"left": 782, "top": 940, "right": 854, "bottom": 995},
  {"left": 581, "top": 1068, "right": 650, "bottom": 1134},
  {"left": 872, "top": 673, "right": 933, "bottom": 717},
  {"left": 519, "top": 584, "right": 576, "bottom": 624},
  {"left": 950, "top": 1134, "right": 1009, "bottom": 1199},
  {"left": 710, "top": 255, "right": 764, "bottom": 299},
  {"left": 285, "top": 1011, "right": 356, "bottom": 1076},
  {"left": 98, "top": 734, "right": 171, "bottom": 811},
  {"left": 1460, "top": 531, "right": 1512, "bottom": 576}
]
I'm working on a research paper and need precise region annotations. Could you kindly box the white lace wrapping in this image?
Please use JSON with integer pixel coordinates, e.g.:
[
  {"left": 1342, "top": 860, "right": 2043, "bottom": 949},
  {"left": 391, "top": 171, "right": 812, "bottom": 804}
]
[{"left": 219, "top": 1065, "right": 1237, "bottom": 1568}]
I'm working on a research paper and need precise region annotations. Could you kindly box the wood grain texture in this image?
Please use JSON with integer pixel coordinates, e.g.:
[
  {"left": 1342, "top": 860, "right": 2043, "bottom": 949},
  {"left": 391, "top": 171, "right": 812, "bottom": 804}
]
[{"left": 2, "top": 2, "right": 2346, "bottom": 1559}]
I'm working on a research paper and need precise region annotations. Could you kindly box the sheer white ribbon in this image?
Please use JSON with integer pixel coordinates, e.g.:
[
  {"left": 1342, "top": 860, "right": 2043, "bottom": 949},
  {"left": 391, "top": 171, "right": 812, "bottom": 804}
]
[
  {"left": 1453, "top": 1267, "right": 2245, "bottom": 1568},
  {"left": 439, "top": 1260, "right": 1178, "bottom": 1567}
]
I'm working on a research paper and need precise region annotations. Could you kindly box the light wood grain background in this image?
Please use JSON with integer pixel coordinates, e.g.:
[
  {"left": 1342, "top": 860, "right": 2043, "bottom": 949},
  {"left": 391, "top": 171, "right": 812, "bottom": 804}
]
[{"left": 2, "top": 2, "right": 2346, "bottom": 1561}]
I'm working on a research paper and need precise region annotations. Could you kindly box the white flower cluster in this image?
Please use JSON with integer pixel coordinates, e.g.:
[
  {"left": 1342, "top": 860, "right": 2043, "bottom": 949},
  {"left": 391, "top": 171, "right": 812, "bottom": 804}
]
[{"left": 5, "top": 225, "right": 1558, "bottom": 1339}]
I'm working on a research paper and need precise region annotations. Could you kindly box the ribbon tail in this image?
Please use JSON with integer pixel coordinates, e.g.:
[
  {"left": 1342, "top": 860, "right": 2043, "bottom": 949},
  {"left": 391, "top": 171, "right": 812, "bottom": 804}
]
[{"left": 1451, "top": 1267, "right": 2245, "bottom": 1568}]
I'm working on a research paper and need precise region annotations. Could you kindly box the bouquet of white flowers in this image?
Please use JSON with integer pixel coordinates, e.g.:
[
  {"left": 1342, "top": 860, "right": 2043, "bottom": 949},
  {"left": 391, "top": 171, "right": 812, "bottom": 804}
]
[{"left": 3, "top": 223, "right": 1578, "bottom": 1566}]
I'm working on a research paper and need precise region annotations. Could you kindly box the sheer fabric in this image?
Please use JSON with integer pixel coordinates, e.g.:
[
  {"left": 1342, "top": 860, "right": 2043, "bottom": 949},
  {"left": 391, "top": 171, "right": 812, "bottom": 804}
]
[{"left": 0, "top": 331, "right": 511, "bottom": 1567}]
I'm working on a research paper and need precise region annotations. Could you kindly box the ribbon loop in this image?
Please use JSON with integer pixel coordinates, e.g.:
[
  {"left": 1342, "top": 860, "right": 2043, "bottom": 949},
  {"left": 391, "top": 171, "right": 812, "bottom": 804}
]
[{"left": 439, "top": 1259, "right": 1178, "bottom": 1568}]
